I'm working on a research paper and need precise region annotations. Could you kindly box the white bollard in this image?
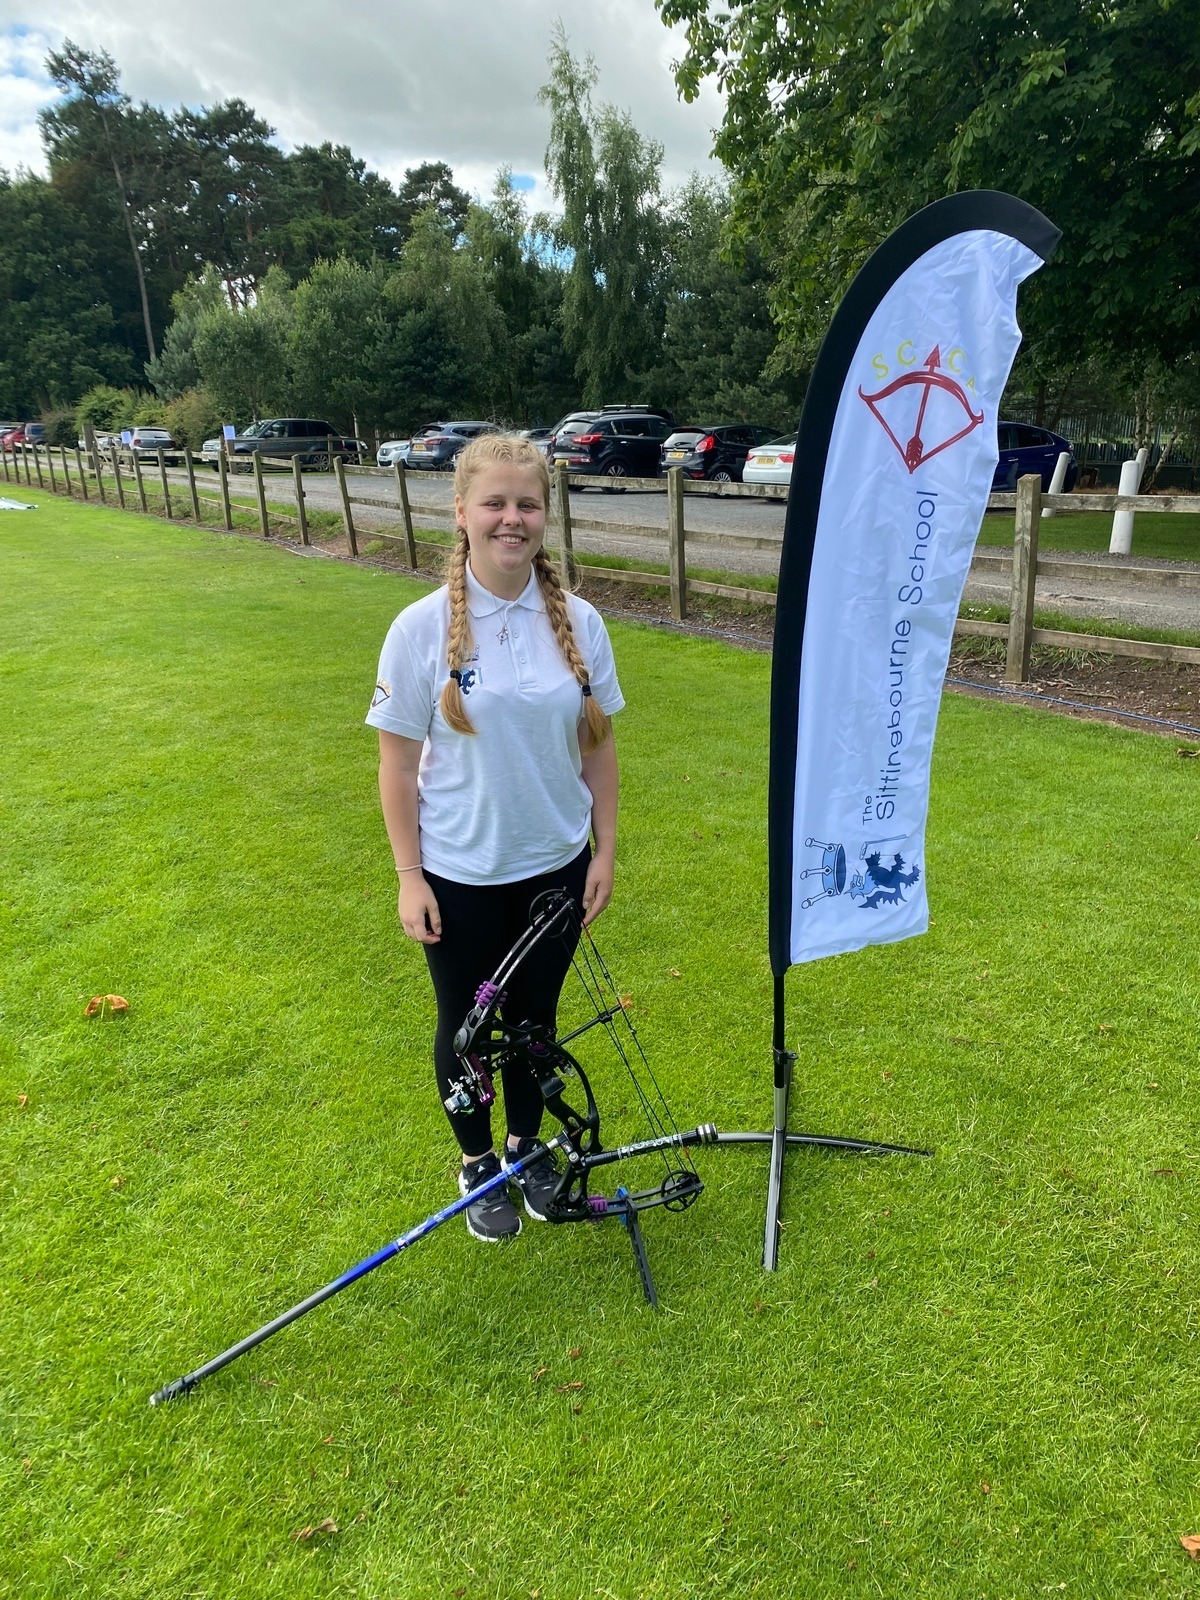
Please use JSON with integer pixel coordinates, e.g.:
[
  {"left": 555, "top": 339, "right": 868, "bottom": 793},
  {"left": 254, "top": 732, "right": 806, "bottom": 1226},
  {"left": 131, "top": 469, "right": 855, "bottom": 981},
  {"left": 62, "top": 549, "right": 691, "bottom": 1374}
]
[
  {"left": 1135, "top": 445, "right": 1149, "bottom": 482},
  {"left": 1109, "top": 458, "right": 1141, "bottom": 555},
  {"left": 1041, "top": 451, "right": 1071, "bottom": 517}
]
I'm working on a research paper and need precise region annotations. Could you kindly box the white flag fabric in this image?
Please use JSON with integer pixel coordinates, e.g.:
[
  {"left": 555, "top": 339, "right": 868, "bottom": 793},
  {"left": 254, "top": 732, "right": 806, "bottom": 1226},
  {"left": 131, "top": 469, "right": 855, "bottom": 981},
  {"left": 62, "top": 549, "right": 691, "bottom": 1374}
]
[{"left": 769, "top": 194, "right": 1059, "bottom": 974}]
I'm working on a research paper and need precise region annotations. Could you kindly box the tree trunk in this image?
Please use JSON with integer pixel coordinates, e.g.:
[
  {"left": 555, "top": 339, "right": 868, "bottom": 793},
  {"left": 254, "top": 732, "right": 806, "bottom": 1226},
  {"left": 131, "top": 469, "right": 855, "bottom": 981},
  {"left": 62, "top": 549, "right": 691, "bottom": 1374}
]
[{"left": 98, "top": 103, "right": 156, "bottom": 362}]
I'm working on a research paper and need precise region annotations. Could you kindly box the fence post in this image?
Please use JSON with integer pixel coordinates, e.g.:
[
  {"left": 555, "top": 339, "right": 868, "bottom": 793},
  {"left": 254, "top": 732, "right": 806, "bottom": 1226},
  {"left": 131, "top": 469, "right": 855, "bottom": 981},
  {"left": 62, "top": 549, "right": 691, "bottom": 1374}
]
[
  {"left": 110, "top": 450, "right": 126, "bottom": 509},
  {"left": 1109, "top": 458, "right": 1140, "bottom": 554},
  {"left": 327, "top": 434, "right": 338, "bottom": 473},
  {"left": 1005, "top": 474, "right": 1041, "bottom": 685},
  {"left": 252, "top": 451, "right": 270, "bottom": 536},
  {"left": 130, "top": 448, "right": 147, "bottom": 513},
  {"left": 156, "top": 449, "right": 171, "bottom": 517},
  {"left": 291, "top": 455, "right": 310, "bottom": 546},
  {"left": 333, "top": 453, "right": 358, "bottom": 556},
  {"left": 393, "top": 461, "right": 416, "bottom": 565},
  {"left": 1040, "top": 451, "right": 1070, "bottom": 518},
  {"left": 92, "top": 448, "right": 107, "bottom": 504},
  {"left": 1, "top": 448, "right": 9, "bottom": 483},
  {"left": 74, "top": 446, "right": 89, "bottom": 501},
  {"left": 21, "top": 446, "right": 32, "bottom": 486},
  {"left": 553, "top": 461, "right": 576, "bottom": 588},
  {"left": 667, "top": 466, "right": 687, "bottom": 621},
  {"left": 183, "top": 448, "right": 201, "bottom": 520},
  {"left": 45, "top": 447, "right": 57, "bottom": 492},
  {"left": 218, "top": 447, "right": 233, "bottom": 530},
  {"left": 32, "top": 446, "right": 45, "bottom": 489},
  {"left": 59, "top": 447, "right": 71, "bottom": 494}
]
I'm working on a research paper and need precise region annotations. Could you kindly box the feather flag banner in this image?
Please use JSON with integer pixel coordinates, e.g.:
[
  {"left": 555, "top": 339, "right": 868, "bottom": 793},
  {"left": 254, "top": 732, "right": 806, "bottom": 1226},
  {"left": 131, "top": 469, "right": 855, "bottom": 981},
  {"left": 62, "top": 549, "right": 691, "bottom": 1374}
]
[{"left": 769, "top": 193, "right": 1060, "bottom": 974}]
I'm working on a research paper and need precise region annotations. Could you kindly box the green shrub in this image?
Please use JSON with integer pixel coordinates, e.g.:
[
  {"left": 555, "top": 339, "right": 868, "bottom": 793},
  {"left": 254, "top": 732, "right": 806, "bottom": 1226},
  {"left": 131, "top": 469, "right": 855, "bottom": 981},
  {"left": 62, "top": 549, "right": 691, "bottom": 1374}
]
[
  {"left": 38, "top": 407, "right": 79, "bottom": 447},
  {"left": 75, "top": 384, "right": 140, "bottom": 435},
  {"left": 161, "top": 386, "right": 223, "bottom": 449}
]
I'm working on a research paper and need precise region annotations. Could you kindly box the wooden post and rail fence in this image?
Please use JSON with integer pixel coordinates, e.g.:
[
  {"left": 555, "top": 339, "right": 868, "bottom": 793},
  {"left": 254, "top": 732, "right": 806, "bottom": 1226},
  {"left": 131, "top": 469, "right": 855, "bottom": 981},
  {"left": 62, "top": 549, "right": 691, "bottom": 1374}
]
[{"left": 5, "top": 444, "right": 1198, "bottom": 682}]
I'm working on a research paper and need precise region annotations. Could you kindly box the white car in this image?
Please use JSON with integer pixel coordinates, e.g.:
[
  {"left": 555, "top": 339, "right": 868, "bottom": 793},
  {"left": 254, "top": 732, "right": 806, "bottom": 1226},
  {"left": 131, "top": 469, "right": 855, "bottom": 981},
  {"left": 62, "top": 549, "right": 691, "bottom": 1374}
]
[
  {"left": 376, "top": 439, "right": 411, "bottom": 468},
  {"left": 742, "top": 433, "right": 796, "bottom": 487}
]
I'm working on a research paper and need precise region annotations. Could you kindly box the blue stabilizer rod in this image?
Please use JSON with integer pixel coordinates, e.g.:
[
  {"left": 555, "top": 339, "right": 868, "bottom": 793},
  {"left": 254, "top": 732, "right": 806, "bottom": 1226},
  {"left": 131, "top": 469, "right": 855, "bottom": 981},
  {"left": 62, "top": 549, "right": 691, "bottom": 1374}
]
[{"left": 149, "top": 1134, "right": 570, "bottom": 1405}]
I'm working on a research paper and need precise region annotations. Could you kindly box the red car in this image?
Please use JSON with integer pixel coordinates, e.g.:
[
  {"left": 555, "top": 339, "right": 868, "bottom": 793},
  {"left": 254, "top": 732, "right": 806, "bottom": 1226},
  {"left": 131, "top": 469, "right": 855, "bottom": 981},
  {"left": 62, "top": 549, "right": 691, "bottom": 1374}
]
[{"left": 2, "top": 422, "right": 46, "bottom": 451}]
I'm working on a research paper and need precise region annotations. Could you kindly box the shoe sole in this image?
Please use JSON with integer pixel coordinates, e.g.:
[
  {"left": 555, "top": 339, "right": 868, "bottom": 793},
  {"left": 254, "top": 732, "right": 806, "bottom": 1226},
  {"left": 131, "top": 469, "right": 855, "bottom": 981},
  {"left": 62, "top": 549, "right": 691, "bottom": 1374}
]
[{"left": 459, "top": 1175, "right": 521, "bottom": 1242}]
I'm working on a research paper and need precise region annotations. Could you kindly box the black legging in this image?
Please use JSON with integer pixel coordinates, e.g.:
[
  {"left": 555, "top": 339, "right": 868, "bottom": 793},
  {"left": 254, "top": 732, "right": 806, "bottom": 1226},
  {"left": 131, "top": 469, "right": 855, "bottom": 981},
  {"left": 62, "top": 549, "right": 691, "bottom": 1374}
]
[{"left": 422, "top": 846, "right": 590, "bottom": 1157}]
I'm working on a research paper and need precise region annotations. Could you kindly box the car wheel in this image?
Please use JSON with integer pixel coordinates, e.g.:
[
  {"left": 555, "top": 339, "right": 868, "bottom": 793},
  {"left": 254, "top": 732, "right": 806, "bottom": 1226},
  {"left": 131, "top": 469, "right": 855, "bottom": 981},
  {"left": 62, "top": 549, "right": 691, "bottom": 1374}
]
[
  {"left": 346, "top": 452, "right": 361, "bottom": 467},
  {"left": 712, "top": 469, "right": 733, "bottom": 483},
  {"left": 307, "top": 452, "right": 329, "bottom": 472},
  {"left": 601, "top": 460, "right": 629, "bottom": 493}
]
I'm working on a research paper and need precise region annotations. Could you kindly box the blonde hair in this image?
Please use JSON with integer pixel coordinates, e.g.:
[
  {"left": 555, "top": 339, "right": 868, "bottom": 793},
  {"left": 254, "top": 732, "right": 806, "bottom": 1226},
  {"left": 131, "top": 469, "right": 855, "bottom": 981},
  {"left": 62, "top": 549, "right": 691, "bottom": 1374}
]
[{"left": 439, "top": 432, "right": 611, "bottom": 753}]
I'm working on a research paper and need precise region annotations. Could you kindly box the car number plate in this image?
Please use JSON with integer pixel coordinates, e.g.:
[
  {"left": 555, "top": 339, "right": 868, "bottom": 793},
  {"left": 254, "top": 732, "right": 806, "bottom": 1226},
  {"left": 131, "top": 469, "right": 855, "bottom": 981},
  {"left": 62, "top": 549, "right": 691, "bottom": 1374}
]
[
  {"left": 756, "top": 455, "right": 777, "bottom": 466},
  {"left": 411, "top": 443, "right": 429, "bottom": 453},
  {"left": 666, "top": 450, "right": 687, "bottom": 459}
]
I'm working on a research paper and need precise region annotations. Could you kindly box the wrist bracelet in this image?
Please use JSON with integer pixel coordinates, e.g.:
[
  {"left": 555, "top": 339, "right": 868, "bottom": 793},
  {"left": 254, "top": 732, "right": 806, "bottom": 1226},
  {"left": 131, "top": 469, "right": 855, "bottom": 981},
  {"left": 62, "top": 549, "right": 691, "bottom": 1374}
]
[{"left": 396, "top": 864, "right": 422, "bottom": 874}]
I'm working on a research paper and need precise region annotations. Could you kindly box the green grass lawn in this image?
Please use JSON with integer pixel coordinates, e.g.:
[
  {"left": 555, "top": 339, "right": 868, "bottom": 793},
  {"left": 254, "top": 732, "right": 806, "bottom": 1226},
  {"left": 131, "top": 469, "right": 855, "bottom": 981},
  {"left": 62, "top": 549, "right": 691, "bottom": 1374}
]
[
  {"left": 3, "top": 491, "right": 1199, "bottom": 1598},
  {"left": 979, "top": 507, "right": 1200, "bottom": 563}
]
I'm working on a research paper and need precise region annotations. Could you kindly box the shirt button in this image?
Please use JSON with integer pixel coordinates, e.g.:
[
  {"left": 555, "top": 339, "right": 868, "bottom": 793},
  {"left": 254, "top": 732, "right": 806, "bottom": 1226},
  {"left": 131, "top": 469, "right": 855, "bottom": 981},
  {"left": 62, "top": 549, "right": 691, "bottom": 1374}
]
[{"left": 519, "top": 657, "right": 527, "bottom": 664}]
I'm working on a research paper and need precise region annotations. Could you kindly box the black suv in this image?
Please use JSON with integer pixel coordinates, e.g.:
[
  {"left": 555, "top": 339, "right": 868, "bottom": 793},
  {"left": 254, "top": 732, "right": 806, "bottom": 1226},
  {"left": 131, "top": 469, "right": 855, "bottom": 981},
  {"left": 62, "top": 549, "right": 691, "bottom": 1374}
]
[
  {"left": 406, "top": 420, "right": 500, "bottom": 471},
  {"left": 551, "top": 411, "right": 674, "bottom": 486},
  {"left": 204, "top": 418, "right": 364, "bottom": 470},
  {"left": 659, "top": 424, "right": 780, "bottom": 482}
]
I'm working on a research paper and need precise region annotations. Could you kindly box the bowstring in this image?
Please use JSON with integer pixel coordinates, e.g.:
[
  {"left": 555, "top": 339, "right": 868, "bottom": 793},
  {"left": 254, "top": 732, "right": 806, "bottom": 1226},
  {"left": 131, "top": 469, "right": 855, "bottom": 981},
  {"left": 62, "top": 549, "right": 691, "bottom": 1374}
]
[{"left": 569, "top": 924, "right": 698, "bottom": 1186}]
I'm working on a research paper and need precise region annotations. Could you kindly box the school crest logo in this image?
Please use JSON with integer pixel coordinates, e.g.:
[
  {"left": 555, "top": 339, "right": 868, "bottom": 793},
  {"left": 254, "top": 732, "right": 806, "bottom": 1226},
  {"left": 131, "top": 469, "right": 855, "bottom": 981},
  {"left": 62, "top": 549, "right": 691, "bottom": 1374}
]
[
  {"left": 371, "top": 678, "right": 391, "bottom": 708},
  {"left": 858, "top": 344, "right": 983, "bottom": 473},
  {"left": 798, "top": 838, "right": 922, "bottom": 913}
]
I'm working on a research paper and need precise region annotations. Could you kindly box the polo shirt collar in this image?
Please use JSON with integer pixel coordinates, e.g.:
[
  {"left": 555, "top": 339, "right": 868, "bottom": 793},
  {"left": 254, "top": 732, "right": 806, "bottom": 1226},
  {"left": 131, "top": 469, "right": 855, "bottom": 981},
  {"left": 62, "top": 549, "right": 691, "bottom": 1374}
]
[{"left": 464, "top": 561, "right": 545, "bottom": 618}]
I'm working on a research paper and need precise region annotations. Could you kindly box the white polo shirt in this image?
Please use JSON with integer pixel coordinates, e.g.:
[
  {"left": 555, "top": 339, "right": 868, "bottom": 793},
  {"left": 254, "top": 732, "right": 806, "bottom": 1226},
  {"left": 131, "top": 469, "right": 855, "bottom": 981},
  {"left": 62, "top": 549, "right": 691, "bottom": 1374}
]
[{"left": 366, "top": 564, "right": 624, "bottom": 885}]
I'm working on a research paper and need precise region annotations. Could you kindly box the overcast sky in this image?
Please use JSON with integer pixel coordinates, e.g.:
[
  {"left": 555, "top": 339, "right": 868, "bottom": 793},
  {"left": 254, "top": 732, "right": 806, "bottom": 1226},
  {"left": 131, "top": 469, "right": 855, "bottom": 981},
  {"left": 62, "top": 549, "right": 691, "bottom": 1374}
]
[{"left": 0, "top": 1, "right": 726, "bottom": 210}]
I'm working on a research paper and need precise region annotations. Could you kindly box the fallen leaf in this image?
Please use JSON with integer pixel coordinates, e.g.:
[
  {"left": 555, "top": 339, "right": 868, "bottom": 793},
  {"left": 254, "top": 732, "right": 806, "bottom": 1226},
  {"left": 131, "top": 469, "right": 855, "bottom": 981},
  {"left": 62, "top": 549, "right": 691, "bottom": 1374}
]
[
  {"left": 454, "top": 1588, "right": 467, "bottom": 1597},
  {"left": 1176, "top": 747, "right": 1200, "bottom": 759},
  {"left": 669, "top": 968, "right": 682, "bottom": 978},
  {"left": 322, "top": 1433, "right": 335, "bottom": 1444},
  {"left": 572, "top": 1403, "right": 583, "bottom": 1414},
  {"left": 16, "top": 1093, "right": 27, "bottom": 1108},
  {"left": 981, "top": 1482, "right": 992, "bottom": 1494},
  {"left": 291, "top": 1518, "right": 338, "bottom": 1541},
  {"left": 84, "top": 994, "right": 129, "bottom": 1019},
  {"left": 109, "top": 1175, "right": 125, "bottom": 1189},
  {"left": 257, "top": 1378, "right": 277, "bottom": 1388},
  {"left": 1181, "top": 1533, "right": 1200, "bottom": 1559},
  {"left": 618, "top": 994, "right": 633, "bottom": 1010},
  {"left": 1154, "top": 1169, "right": 1178, "bottom": 1177},
  {"left": 531, "top": 1366, "right": 548, "bottom": 1382},
  {"left": 555, "top": 1381, "right": 585, "bottom": 1392},
  {"left": 569, "top": 1346, "right": 582, "bottom": 1360}
]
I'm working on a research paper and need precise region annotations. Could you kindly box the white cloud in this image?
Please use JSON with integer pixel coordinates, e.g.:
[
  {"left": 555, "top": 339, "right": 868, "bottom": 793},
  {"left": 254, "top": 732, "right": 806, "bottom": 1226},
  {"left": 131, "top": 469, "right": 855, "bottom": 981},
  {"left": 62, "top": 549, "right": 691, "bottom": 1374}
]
[{"left": 0, "top": 1, "right": 725, "bottom": 206}]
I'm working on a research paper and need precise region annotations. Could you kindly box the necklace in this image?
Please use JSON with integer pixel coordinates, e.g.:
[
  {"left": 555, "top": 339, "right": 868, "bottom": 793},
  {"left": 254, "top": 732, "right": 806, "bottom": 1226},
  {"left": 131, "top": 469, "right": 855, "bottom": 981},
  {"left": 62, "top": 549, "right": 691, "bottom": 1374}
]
[{"left": 497, "top": 601, "right": 516, "bottom": 645}]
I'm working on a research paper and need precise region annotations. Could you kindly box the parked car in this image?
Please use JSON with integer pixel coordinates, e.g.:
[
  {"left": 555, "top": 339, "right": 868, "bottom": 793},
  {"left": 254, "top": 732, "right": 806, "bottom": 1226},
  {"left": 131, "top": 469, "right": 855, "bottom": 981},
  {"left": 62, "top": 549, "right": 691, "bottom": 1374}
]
[
  {"left": 742, "top": 433, "right": 797, "bottom": 488},
  {"left": 544, "top": 404, "right": 674, "bottom": 461},
  {"left": 993, "top": 421, "right": 1078, "bottom": 493},
  {"left": 659, "top": 424, "right": 779, "bottom": 483},
  {"left": 550, "top": 411, "right": 674, "bottom": 487},
  {"left": 406, "top": 420, "right": 501, "bottom": 471},
  {"left": 517, "top": 427, "right": 553, "bottom": 445},
  {"left": 2, "top": 421, "right": 46, "bottom": 451},
  {"left": 200, "top": 419, "right": 363, "bottom": 471},
  {"left": 376, "top": 438, "right": 411, "bottom": 468},
  {"left": 117, "top": 427, "right": 183, "bottom": 465}
]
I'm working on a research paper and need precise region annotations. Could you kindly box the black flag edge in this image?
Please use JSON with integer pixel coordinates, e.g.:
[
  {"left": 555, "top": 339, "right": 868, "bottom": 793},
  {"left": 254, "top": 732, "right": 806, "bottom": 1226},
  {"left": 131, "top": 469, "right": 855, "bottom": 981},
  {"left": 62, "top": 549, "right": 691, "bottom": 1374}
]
[{"left": 767, "top": 190, "right": 1061, "bottom": 978}]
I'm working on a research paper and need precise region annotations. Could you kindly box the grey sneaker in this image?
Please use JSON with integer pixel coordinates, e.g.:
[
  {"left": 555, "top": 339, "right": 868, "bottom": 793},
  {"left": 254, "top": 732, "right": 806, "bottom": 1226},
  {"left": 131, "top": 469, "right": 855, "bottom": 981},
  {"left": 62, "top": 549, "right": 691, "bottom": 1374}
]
[
  {"left": 503, "top": 1137, "right": 564, "bottom": 1222},
  {"left": 458, "top": 1152, "right": 521, "bottom": 1242}
]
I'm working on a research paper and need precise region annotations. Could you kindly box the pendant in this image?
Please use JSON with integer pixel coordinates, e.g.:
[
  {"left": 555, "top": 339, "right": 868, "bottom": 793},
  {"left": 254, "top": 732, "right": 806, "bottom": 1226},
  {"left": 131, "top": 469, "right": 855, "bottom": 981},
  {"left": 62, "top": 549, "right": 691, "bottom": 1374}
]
[{"left": 497, "top": 624, "right": 509, "bottom": 644}]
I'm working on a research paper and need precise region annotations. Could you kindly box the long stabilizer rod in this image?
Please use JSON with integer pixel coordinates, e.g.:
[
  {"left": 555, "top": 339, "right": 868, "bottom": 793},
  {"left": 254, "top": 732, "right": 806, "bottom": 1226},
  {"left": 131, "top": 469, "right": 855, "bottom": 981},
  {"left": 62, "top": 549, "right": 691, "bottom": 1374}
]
[{"left": 149, "top": 1133, "right": 571, "bottom": 1405}]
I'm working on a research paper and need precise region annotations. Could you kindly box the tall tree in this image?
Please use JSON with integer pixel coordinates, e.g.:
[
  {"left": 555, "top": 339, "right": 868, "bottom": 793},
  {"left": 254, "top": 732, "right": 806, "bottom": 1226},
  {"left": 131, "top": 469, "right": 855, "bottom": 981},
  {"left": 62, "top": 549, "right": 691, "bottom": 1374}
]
[
  {"left": 192, "top": 267, "right": 295, "bottom": 421},
  {"left": 174, "top": 101, "right": 286, "bottom": 304},
  {"left": 396, "top": 161, "right": 471, "bottom": 239},
  {"left": 41, "top": 41, "right": 163, "bottom": 361},
  {"left": 540, "top": 27, "right": 668, "bottom": 403},
  {"left": 657, "top": 0, "right": 1200, "bottom": 374},
  {"left": 0, "top": 173, "right": 135, "bottom": 415}
]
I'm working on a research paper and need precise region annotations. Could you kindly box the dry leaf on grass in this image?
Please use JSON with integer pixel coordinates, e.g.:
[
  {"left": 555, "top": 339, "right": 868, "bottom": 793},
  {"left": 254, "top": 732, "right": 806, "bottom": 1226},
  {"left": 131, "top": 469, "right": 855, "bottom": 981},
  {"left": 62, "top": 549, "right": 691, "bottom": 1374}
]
[
  {"left": 291, "top": 1518, "right": 338, "bottom": 1541},
  {"left": 1176, "top": 747, "right": 1200, "bottom": 759},
  {"left": 16, "top": 1093, "right": 27, "bottom": 1108},
  {"left": 84, "top": 994, "right": 129, "bottom": 1019},
  {"left": 1181, "top": 1533, "right": 1200, "bottom": 1560},
  {"left": 555, "top": 1381, "right": 584, "bottom": 1392}
]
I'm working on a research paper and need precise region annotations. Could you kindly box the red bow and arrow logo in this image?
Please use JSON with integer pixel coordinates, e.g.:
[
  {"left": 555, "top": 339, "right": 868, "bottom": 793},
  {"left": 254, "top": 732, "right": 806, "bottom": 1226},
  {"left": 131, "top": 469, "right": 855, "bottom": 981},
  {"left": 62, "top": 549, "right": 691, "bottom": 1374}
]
[{"left": 858, "top": 346, "right": 984, "bottom": 474}]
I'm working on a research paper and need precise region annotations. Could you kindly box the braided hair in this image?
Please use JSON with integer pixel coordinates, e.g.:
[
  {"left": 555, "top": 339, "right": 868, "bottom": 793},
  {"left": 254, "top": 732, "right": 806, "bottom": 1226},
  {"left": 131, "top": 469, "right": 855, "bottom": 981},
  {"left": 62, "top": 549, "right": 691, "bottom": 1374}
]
[{"left": 438, "top": 434, "right": 612, "bottom": 753}]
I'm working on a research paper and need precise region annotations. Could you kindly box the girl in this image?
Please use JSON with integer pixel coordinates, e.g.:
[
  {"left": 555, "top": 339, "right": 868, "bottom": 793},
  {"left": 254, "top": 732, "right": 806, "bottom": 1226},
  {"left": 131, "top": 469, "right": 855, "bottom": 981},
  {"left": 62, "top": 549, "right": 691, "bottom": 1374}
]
[{"left": 367, "top": 434, "right": 623, "bottom": 1241}]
